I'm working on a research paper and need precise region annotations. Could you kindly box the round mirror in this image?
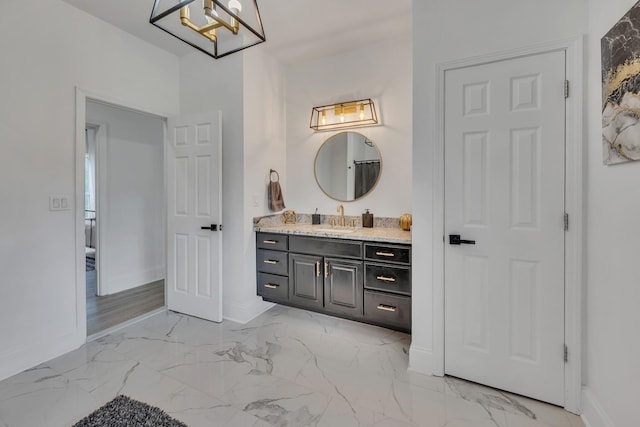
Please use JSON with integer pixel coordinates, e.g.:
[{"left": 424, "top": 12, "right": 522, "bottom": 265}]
[{"left": 314, "top": 131, "right": 382, "bottom": 202}]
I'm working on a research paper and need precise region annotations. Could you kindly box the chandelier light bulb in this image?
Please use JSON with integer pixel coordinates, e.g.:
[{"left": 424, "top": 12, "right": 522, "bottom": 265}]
[
  {"left": 228, "top": 0, "right": 242, "bottom": 14},
  {"left": 206, "top": 9, "right": 218, "bottom": 23}
]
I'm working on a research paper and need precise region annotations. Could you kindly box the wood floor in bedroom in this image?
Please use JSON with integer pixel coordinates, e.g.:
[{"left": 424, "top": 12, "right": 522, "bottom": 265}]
[{"left": 86, "top": 268, "right": 165, "bottom": 336}]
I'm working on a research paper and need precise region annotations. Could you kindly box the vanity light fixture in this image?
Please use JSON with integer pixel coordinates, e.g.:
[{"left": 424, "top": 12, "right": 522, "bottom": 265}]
[
  {"left": 310, "top": 99, "right": 378, "bottom": 131},
  {"left": 149, "top": 0, "right": 266, "bottom": 59}
]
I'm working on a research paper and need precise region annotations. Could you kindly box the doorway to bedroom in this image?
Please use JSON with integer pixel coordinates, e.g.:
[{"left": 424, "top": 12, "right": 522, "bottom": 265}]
[{"left": 84, "top": 99, "right": 166, "bottom": 336}]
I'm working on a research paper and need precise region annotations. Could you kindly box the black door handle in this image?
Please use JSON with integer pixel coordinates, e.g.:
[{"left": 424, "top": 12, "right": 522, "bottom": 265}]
[
  {"left": 449, "top": 234, "right": 475, "bottom": 245},
  {"left": 201, "top": 224, "right": 218, "bottom": 231}
]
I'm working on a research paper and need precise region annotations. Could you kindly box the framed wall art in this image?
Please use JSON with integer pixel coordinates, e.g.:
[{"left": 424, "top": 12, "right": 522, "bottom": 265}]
[{"left": 602, "top": 0, "right": 640, "bottom": 165}]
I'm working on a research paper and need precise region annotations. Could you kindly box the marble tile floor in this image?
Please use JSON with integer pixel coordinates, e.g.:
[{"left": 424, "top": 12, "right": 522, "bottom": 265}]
[{"left": 0, "top": 305, "right": 585, "bottom": 427}]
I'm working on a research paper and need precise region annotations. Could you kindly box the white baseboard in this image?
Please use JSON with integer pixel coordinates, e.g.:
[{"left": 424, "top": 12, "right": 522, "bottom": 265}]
[
  {"left": 408, "top": 344, "right": 443, "bottom": 376},
  {"left": 223, "top": 297, "right": 274, "bottom": 324},
  {"left": 582, "top": 387, "right": 615, "bottom": 427},
  {"left": 0, "top": 330, "right": 84, "bottom": 382}
]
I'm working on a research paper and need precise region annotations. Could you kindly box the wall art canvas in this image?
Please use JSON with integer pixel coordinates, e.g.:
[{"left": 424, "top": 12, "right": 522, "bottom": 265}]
[{"left": 602, "top": 1, "right": 640, "bottom": 165}]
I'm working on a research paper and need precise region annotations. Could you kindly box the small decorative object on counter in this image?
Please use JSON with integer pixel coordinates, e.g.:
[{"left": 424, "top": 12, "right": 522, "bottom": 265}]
[
  {"left": 282, "top": 210, "right": 297, "bottom": 224},
  {"left": 362, "top": 209, "right": 374, "bottom": 228},
  {"left": 399, "top": 213, "right": 412, "bottom": 231},
  {"left": 312, "top": 208, "right": 321, "bottom": 224}
]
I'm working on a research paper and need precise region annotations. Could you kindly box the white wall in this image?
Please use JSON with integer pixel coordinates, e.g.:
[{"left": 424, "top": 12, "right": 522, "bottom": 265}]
[
  {"left": 0, "top": 0, "right": 179, "bottom": 381},
  {"left": 179, "top": 51, "right": 250, "bottom": 322},
  {"left": 87, "top": 101, "right": 165, "bottom": 295},
  {"left": 285, "top": 35, "right": 412, "bottom": 218},
  {"left": 410, "top": 0, "right": 587, "bottom": 390},
  {"left": 242, "top": 47, "right": 288, "bottom": 320},
  {"left": 179, "top": 45, "right": 286, "bottom": 323},
  {"left": 583, "top": 1, "right": 640, "bottom": 426}
]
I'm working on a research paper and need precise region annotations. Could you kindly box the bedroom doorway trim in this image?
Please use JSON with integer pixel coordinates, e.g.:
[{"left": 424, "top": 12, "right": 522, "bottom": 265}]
[{"left": 74, "top": 87, "right": 170, "bottom": 340}]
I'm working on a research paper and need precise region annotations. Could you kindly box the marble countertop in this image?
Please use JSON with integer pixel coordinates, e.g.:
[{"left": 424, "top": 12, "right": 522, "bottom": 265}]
[{"left": 254, "top": 222, "right": 411, "bottom": 244}]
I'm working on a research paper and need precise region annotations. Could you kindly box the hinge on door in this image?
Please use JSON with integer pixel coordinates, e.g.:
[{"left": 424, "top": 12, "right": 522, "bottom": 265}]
[
  {"left": 564, "top": 213, "right": 569, "bottom": 231},
  {"left": 564, "top": 344, "right": 568, "bottom": 363},
  {"left": 564, "top": 80, "right": 570, "bottom": 99}
]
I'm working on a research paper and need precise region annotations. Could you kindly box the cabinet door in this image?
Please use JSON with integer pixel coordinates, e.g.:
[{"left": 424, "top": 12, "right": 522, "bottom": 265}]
[
  {"left": 289, "top": 253, "right": 324, "bottom": 309},
  {"left": 324, "top": 257, "right": 363, "bottom": 318}
]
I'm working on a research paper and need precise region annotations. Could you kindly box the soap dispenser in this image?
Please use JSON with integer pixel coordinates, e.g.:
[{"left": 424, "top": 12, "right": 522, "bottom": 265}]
[
  {"left": 312, "top": 208, "right": 321, "bottom": 224},
  {"left": 362, "top": 209, "right": 373, "bottom": 228}
]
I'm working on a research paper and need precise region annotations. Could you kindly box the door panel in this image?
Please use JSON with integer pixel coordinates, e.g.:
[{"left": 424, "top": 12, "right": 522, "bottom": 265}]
[
  {"left": 444, "top": 51, "right": 565, "bottom": 405},
  {"left": 167, "top": 112, "right": 222, "bottom": 322},
  {"left": 460, "top": 255, "right": 489, "bottom": 353},
  {"left": 462, "top": 132, "right": 488, "bottom": 226},
  {"left": 324, "top": 257, "right": 363, "bottom": 318},
  {"left": 289, "top": 253, "right": 323, "bottom": 309}
]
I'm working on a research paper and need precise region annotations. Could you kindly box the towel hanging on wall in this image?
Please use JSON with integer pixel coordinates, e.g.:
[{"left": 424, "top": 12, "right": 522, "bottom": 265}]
[{"left": 268, "top": 169, "right": 286, "bottom": 211}]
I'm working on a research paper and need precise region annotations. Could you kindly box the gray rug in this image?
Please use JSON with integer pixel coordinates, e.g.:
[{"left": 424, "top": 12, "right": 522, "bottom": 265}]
[{"left": 72, "top": 395, "right": 187, "bottom": 427}]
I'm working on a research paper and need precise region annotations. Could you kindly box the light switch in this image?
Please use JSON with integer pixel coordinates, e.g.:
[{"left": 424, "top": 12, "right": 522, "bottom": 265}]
[{"left": 49, "top": 195, "right": 71, "bottom": 211}]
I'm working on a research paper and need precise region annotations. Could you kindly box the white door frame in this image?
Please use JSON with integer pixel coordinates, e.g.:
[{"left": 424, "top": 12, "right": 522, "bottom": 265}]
[
  {"left": 74, "top": 87, "right": 170, "bottom": 339},
  {"left": 432, "top": 38, "right": 584, "bottom": 413}
]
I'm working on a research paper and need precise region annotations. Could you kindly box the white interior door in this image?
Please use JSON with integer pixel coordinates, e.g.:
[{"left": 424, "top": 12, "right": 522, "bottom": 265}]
[
  {"left": 444, "top": 50, "right": 566, "bottom": 405},
  {"left": 166, "top": 112, "right": 223, "bottom": 322}
]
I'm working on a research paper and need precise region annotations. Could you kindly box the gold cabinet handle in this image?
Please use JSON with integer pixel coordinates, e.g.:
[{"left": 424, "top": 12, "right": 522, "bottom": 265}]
[
  {"left": 263, "top": 260, "right": 278, "bottom": 265},
  {"left": 324, "top": 262, "right": 329, "bottom": 278},
  {"left": 375, "top": 251, "right": 395, "bottom": 257},
  {"left": 316, "top": 261, "right": 320, "bottom": 277},
  {"left": 376, "top": 275, "right": 396, "bottom": 283},
  {"left": 263, "top": 240, "right": 278, "bottom": 244},
  {"left": 264, "top": 283, "right": 279, "bottom": 289},
  {"left": 377, "top": 304, "right": 397, "bottom": 312}
]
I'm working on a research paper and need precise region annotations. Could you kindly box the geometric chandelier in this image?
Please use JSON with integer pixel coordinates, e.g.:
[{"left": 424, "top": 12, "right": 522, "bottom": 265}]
[{"left": 150, "top": 0, "right": 266, "bottom": 59}]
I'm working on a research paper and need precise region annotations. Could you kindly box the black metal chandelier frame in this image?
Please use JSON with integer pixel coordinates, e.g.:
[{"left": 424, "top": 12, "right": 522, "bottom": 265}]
[{"left": 149, "top": 0, "right": 266, "bottom": 59}]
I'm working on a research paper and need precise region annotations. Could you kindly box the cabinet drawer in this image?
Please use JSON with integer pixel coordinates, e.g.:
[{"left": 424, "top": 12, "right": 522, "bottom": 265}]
[
  {"left": 257, "top": 233, "right": 288, "bottom": 251},
  {"left": 257, "top": 273, "right": 288, "bottom": 301},
  {"left": 364, "top": 243, "right": 411, "bottom": 265},
  {"left": 257, "top": 249, "right": 288, "bottom": 275},
  {"left": 290, "top": 236, "right": 362, "bottom": 259},
  {"left": 364, "top": 290, "right": 411, "bottom": 331},
  {"left": 365, "top": 263, "right": 411, "bottom": 296}
]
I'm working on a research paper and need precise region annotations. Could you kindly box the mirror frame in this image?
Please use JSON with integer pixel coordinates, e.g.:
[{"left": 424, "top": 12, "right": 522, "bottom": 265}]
[{"left": 313, "top": 131, "right": 382, "bottom": 202}]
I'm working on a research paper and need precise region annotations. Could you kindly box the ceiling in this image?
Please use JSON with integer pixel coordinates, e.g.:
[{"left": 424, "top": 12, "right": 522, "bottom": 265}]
[{"left": 62, "top": 0, "right": 412, "bottom": 64}]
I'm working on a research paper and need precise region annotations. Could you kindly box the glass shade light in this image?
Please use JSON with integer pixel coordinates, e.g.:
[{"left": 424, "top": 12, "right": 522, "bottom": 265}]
[
  {"left": 150, "top": 0, "right": 266, "bottom": 59},
  {"left": 310, "top": 99, "right": 378, "bottom": 131}
]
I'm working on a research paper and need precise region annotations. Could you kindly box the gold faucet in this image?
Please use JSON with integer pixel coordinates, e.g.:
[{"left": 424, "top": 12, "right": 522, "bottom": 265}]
[{"left": 337, "top": 204, "right": 345, "bottom": 227}]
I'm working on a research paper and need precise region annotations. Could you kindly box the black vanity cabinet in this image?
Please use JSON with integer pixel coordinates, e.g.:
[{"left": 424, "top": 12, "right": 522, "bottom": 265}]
[
  {"left": 289, "top": 236, "right": 363, "bottom": 318},
  {"left": 256, "top": 232, "right": 410, "bottom": 332},
  {"left": 256, "top": 233, "right": 289, "bottom": 301},
  {"left": 288, "top": 253, "right": 364, "bottom": 319},
  {"left": 363, "top": 243, "right": 412, "bottom": 331}
]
